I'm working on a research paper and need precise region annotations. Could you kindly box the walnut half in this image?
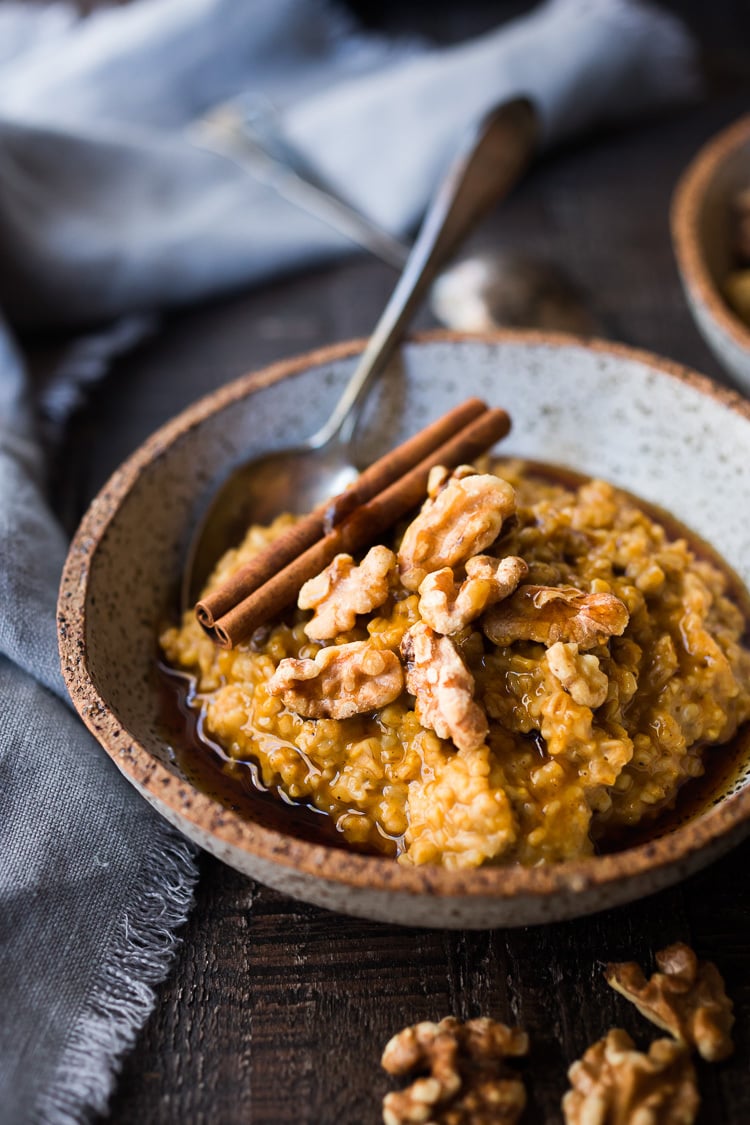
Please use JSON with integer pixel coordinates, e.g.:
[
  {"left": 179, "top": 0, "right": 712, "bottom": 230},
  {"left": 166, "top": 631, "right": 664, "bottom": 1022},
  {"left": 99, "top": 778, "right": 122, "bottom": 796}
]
[
  {"left": 418, "top": 555, "right": 528, "bottom": 636},
  {"left": 605, "top": 943, "right": 735, "bottom": 1062},
  {"left": 398, "top": 471, "right": 516, "bottom": 592},
  {"left": 266, "top": 641, "right": 403, "bottom": 719},
  {"left": 298, "top": 545, "right": 395, "bottom": 640},
  {"left": 401, "top": 624, "right": 488, "bottom": 753},
  {"left": 563, "top": 1028, "right": 699, "bottom": 1125},
  {"left": 382, "top": 1016, "right": 529, "bottom": 1125},
  {"left": 482, "top": 584, "right": 629, "bottom": 650}
]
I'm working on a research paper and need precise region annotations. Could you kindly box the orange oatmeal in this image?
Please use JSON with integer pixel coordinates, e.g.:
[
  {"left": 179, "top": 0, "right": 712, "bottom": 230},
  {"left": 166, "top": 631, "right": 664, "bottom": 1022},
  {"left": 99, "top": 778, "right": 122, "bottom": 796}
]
[{"left": 160, "top": 462, "right": 750, "bottom": 869}]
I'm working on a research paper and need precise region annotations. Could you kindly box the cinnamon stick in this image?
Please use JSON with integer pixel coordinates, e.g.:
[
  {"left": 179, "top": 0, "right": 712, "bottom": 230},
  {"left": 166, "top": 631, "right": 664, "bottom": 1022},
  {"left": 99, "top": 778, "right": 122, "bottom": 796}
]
[
  {"left": 211, "top": 407, "right": 511, "bottom": 649},
  {"left": 196, "top": 397, "right": 487, "bottom": 628}
]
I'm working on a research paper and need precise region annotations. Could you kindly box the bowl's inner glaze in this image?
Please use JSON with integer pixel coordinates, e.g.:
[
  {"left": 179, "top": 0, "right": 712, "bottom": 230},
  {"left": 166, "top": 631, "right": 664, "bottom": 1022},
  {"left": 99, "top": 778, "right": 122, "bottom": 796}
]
[{"left": 84, "top": 339, "right": 750, "bottom": 829}]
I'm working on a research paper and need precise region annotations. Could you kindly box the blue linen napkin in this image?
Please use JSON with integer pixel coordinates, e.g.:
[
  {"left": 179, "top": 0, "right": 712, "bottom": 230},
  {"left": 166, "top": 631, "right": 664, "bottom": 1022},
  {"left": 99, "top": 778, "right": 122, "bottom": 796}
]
[{"left": 0, "top": 1, "right": 699, "bottom": 1120}]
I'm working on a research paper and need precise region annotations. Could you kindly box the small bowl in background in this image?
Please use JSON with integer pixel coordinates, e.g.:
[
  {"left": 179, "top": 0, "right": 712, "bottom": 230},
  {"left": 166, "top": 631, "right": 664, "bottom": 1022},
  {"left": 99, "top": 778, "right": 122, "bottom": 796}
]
[{"left": 672, "top": 113, "right": 750, "bottom": 392}]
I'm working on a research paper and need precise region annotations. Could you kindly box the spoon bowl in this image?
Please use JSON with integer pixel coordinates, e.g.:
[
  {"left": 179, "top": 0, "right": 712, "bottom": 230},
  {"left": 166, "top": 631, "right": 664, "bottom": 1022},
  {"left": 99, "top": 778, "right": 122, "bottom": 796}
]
[{"left": 183, "top": 442, "right": 359, "bottom": 606}]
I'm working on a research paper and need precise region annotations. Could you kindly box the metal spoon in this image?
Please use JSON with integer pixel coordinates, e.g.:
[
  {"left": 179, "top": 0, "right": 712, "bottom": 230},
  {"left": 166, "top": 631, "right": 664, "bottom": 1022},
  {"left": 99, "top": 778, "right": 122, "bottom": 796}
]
[
  {"left": 182, "top": 97, "right": 537, "bottom": 608},
  {"left": 430, "top": 251, "right": 603, "bottom": 337}
]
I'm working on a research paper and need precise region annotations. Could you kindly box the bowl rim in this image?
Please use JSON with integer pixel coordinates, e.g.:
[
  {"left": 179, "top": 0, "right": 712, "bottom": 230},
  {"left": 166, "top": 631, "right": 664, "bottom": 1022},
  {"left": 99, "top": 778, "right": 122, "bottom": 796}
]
[
  {"left": 58, "top": 329, "right": 750, "bottom": 902},
  {"left": 671, "top": 112, "right": 750, "bottom": 354}
]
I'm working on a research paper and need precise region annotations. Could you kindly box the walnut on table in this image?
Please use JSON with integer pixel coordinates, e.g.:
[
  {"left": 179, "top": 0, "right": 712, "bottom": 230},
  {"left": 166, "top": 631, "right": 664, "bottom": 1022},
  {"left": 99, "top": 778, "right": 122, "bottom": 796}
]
[
  {"left": 482, "top": 584, "right": 629, "bottom": 650},
  {"left": 298, "top": 544, "right": 396, "bottom": 640},
  {"left": 605, "top": 943, "right": 735, "bottom": 1063},
  {"left": 418, "top": 555, "right": 528, "bottom": 636},
  {"left": 398, "top": 470, "right": 516, "bottom": 592},
  {"left": 265, "top": 640, "right": 403, "bottom": 719},
  {"left": 381, "top": 1016, "right": 529, "bottom": 1125},
  {"left": 401, "top": 623, "right": 488, "bottom": 753},
  {"left": 562, "top": 1028, "right": 699, "bottom": 1125}
]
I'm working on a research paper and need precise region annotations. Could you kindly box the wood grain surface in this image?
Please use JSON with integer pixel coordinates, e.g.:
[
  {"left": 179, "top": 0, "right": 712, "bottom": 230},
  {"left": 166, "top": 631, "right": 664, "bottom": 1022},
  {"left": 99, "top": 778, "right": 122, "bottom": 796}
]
[{"left": 35, "top": 2, "right": 750, "bottom": 1122}]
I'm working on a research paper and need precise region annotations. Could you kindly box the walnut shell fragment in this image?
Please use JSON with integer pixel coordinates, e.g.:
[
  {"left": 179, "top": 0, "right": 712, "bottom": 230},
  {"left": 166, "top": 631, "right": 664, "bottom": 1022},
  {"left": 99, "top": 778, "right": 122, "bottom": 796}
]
[
  {"left": 562, "top": 1028, "right": 699, "bottom": 1125},
  {"left": 398, "top": 471, "right": 516, "bottom": 592},
  {"left": 401, "top": 623, "right": 488, "bottom": 752},
  {"left": 482, "top": 584, "right": 629, "bottom": 650},
  {"left": 266, "top": 641, "right": 403, "bottom": 719},
  {"left": 605, "top": 943, "right": 735, "bottom": 1062},
  {"left": 418, "top": 555, "right": 528, "bottom": 636},
  {"left": 382, "top": 1016, "right": 529, "bottom": 1125},
  {"left": 298, "top": 545, "right": 395, "bottom": 640}
]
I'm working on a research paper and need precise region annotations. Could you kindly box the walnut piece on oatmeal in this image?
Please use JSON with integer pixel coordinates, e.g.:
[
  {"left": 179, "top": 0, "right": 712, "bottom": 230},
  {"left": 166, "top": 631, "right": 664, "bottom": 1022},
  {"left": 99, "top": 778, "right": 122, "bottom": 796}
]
[
  {"left": 381, "top": 1016, "right": 528, "bottom": 1125},
  {"left": 562, "top": 1028, "right": 699, "bottom": 1125},
  {"left": 298, "top": 545, "right": 395, "bottom": 640},
  {"left": 482, "top": 584, "right": 629, "bottom": 650},
  {"left": 426, "top": 463, "right": 479, "bottom": 498},
  {"left": 401, "top": 623, "right": 488, "bottom": 752},
  {"left": 266, "top": 640, "right": 403, "bottom": 719},
  {"left": 398, "top": 470, "right": 516, "bottom": 592},
  {"left": 418, "top": 555, "right": 528, "bottom": 635},
  {"left": 605, "top": 943, "right": 734, "bottom": 1062},
  {"left": 546, "top": 641, "right": 609, "bottom": 708}
]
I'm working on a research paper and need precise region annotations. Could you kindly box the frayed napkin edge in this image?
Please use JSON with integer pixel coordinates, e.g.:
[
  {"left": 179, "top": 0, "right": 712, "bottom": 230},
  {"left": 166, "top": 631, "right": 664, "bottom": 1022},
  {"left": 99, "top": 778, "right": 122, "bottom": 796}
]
[{"left": 32, "top": 826, "right": 199, "bottom": 1125}]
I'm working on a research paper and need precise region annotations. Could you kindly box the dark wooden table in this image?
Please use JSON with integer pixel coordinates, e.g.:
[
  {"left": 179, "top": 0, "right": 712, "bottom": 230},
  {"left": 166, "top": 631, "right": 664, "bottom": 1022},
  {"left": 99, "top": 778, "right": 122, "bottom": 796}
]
[{"left": 41, "top": 3, "right": 750, "bottom": 1122}]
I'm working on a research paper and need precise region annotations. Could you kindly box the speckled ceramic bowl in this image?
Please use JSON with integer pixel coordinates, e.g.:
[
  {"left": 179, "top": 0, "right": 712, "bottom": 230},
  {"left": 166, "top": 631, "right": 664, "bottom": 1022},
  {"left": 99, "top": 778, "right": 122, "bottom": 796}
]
[
  {"left": 672, "top": 114, "right": 750, "bottom": 392},
  {"left": 59, "top": 332, "right": 750, "bottom": 928}
]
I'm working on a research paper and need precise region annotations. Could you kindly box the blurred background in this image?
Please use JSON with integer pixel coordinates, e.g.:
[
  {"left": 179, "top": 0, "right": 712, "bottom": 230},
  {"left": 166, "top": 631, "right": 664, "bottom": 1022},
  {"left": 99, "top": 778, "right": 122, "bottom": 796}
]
[{"left": 13, "top": 0, "right": 744, "bottom": 540}]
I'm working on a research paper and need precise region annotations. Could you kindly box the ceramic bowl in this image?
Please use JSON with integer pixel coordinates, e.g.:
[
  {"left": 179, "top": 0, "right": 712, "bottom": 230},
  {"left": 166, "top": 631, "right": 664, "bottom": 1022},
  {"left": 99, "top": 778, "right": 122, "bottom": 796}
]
[
  {"left": 672, "top": 114, "right": 750, "bottom": 392},
  {"left": 59, "top": 332, "right": 750, "bottom": 929}
]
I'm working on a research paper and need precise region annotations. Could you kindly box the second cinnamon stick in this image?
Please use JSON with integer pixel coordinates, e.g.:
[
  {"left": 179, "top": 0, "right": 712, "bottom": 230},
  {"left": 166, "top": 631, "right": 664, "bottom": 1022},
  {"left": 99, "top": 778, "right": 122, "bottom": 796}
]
[
  {"left": 196, "top": 397, "right": 487, "bottom": 628},
  {"left": 212, "top": 407, "right": 511, "bottom": 649}
]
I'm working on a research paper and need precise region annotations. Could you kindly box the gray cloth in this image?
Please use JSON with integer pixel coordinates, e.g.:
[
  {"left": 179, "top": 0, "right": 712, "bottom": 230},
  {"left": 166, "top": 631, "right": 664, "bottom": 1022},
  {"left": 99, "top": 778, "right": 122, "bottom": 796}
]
[
  {"left": 0, "top": 315, "right": 199, "bottom": 1125},
  {"left": 0, "top": 0, "right": 699, "bottom": 328},
  {"left": 0, "top": 0, "right": 699, "bottom": 1121}
]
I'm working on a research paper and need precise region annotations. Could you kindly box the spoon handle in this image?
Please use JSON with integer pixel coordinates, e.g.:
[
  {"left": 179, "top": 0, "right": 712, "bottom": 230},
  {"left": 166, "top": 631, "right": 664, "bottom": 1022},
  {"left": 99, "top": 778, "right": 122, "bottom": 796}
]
[{"left": 316, "top": 97, "right": 538, "bottom": 448}]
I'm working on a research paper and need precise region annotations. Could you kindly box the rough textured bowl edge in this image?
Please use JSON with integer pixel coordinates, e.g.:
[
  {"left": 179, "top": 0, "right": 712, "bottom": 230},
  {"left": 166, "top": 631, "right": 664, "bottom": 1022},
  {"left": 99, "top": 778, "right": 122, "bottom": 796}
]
[{"left": 58, "top": 329, "right": 750, "bottom": 912}]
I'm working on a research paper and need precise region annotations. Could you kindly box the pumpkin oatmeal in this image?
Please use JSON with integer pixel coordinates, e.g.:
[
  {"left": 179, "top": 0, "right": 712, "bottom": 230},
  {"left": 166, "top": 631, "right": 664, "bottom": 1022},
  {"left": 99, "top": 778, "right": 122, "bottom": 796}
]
[{"left": 160, "top": 462, "right": 750, "bottom": 869}]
